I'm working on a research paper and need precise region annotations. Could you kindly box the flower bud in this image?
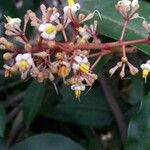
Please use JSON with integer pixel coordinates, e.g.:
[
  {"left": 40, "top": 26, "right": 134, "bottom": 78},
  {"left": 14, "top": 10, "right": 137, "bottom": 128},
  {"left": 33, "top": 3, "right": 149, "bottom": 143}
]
[
  {"left": 24, "top": 44, "right": 32, "bottom": 52},
  {"left": 56, "top": 52, "right": 63, "bottom": 60},
  {"left": 57, "top": 66, "right": 69, "bottom": 77},
  {"left": 3, "top": 53, "right": 13, "bottom": 60},
  {"left": 0, "top": 45, "right": 6, "bottom": 50},
  {"left": 48, "top": 41, "right": 56, "bottom": 49},
  {"left": 56, "top": 24, "right": 63, "bottom": 31}
]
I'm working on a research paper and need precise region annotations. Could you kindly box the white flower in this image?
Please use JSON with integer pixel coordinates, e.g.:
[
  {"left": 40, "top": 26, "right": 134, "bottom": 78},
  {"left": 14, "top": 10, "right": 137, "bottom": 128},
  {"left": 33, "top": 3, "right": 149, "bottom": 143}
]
[
  {"left": 118, "top": 0, "right": 131, "bottom": 10},
  {"left": 5, "top": 16, "right": 21, "bottom": 27},
  {"left": 50, "top": 12, "right": 60, "bottom": 21},
  {"left": 71, "top": 84, "right": 86, "bottom": 98},
  {"left": 72, "top": 55, "right": 89, "bottom": 73},
  {"left": 116, "top": 0, "right": 139, "bottom": 18},
  {"left": 118, "top": 0, "right": 138, "bottom": 8},
  {"left": 63, "top": 3, "right": 80, "bottom": 13},
  {"left": 38, "top": 23, "right": 56, "bottom": 40},
  {"left": 16, "top": 53, "right": 33, "bottom": 72},
  {"left": 146, "top": 60, "right": 150, "bottom": 64},
  {"left": 131, "top": 0, "right": 138, "bottom": 8},
  {"left": 140, "top": 60, "right": 150, "bottom": 82},
  {"left": 141, "top": 63, "right": 150, "bottom": 71}
]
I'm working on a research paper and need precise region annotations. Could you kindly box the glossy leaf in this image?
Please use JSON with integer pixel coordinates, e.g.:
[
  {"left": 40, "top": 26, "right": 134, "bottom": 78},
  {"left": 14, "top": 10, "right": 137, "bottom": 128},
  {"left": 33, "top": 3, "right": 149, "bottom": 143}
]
[
  {"left": 82, "top": 0, "right": 150, "bottom": 55},
  {"left": 0, "top": 1, "right": 17, "bottom": 17},
  {"left": 41, "top": 84, "right": 114, "bottom": 128},
  {"left": 0, "top": 103, "right": 6, "bottom": 137},
  {"left": 125, "top": 92, "right": 150, "bottom": 150},
  {"left": 128, "top": 74, "right": 144, "bottom": 105},
  {"left": 11, "top": 133, "right": 85, "bottom": 150},
  {"left": 23, "top": 81, "right": 45, "bottom": 126},
  {"left": 0, "top": 138, "right": 6, "bottom": 150}
]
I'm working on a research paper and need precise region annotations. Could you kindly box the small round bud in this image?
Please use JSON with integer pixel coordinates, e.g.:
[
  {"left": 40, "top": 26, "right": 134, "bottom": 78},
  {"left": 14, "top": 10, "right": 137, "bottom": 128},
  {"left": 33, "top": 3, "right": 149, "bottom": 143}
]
[
  {"left": 28, "top": 11, "right": 35, "bottom": 19},
  {"left": 56, "top": 52, "right": 63, "bottom": 60},
  {"left": 48, "top": 41, "right": 56, "bottom": 49},
  {"left": 47, "top": 7, "right": 52, "bottom": 12},
  {"left": 121, "top": 57, "right": 128, "bottom": 63},
  {"left": 3, "top": 53, "right": 13, "bottom": 60},
  {"left": 24, "top": 44, "right": 32, "bottom": 52},
  {"left": 0, "top": 45, "right": 6, "bottom": 50},
  {"left": 6, "top": 43, "right": 15, "bottom": 49},
  {"left": 56, "top": 24, "right": 63, "bottom": 31},
  {"left": 0, "top": 37, "right": 7, "bottom": 43},
  {"left": 57, "top": 66, "right": 69, "bottom": 77}
]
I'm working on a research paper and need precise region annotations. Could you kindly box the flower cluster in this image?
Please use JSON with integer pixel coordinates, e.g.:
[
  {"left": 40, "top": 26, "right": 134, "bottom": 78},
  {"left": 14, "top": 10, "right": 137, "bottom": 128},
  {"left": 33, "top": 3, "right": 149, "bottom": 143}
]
[
  {"left": 0, "top": 0, "right": 150, "bottom": 99},
  {"left": 116, "top": 0, "right": 139, "bottom": 20}
]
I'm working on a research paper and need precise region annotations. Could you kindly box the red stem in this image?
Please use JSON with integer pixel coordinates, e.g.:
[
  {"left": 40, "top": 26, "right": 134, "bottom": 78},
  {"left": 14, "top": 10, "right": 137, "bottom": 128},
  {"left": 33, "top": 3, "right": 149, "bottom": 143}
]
[
  {"left": 73, "top": 38, "right": 148, "bottom": 50},
  {"left": 11, "top": 38, "right": 149, "bottom": 53},
  {"left": 120, "top": 18, "right": 129, "bottom": 41}
]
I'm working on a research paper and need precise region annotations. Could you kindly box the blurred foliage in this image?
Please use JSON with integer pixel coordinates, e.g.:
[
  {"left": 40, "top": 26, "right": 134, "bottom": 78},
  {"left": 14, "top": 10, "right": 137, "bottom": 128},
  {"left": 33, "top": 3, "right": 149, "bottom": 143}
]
[{"left": 0, "top": 0, "right": 150, "bottom": 150}]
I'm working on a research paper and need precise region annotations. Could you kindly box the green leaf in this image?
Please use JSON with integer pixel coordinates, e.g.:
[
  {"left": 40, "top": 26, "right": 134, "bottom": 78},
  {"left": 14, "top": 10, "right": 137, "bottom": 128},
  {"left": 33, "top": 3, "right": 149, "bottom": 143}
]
[
  {"left": 23, "top": 81, "right": 45, "bottom": 126},
  {"left": 0, "top": 1, "right": 17, "bottom": 17},
  {"left": 0, "top": 103, "right": 6, "bottom": 137},
  {"left": 128, "top": 74, "right": 144, "bottom": 105},
  {"left": 41, "top": 84, "right": 113, "bottom": 128},
  {"left": 82, "top": 0, "right": 150, "bottom": 55},
  {"left": 0, "top": 138, "right": 6, "bottom": 149},
  {"left": 11, "top": 133, "right": 85, "bottom": 150},
  {"left": 125, "top": 92, "right": 150, "bottom": 150},
  {"left": 17, "top": 0, "right": 34, "bottom": 16},
  {"left": 127, "top": 56, "right": 144, "bottom": 105}
]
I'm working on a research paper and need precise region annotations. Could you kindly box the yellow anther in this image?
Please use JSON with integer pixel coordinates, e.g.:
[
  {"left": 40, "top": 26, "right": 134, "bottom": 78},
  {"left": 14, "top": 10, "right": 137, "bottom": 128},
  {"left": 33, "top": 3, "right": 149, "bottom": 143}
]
[
  {"left": 18, "top": 60, "right": 29, "bottom": 72},
  {"left": 142, "top": 69, "right": 149, "bottom": 79},
  {"left": 75, "top": 90, "right": 81, "bottom": 98},
  {"left": 4, "top": 16, "right": 12, "bottom": 22},
  {"left": 80, "top": 63, "right": 89, "bottom": 74},
  {"left": 67, "top": 0, "right": 75, "bottom": 6},
  {"left": 46, "top": 25, "right": 55, "bottom": 34}
]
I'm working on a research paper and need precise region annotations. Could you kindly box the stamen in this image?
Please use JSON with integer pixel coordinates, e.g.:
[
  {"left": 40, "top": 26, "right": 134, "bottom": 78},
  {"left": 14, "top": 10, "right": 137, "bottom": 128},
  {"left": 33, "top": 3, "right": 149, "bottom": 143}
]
[
  {"left": 46, "top": 26, "right": 55, "bottom": 34},
  {"left": 142, "top": 69, "right": 149, "bottom": 83},
  {"left": 67, "top": 0, "right": 75, "bottom": 6},
  {"left": 80, "top": 63, "right": 89, "bottom": 74},
  {"left": 75, "top": 90, "right": 81, "bottom": 98},
  {"left": 18, "top": 60, "right": 29, "bottom": 71}
]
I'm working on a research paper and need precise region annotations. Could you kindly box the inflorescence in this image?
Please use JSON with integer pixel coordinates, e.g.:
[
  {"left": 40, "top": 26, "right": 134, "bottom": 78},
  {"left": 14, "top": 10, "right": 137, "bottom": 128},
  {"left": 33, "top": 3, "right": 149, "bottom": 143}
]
[{"left": 0, "top": 0, "right": 150, "bottom": 99}]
